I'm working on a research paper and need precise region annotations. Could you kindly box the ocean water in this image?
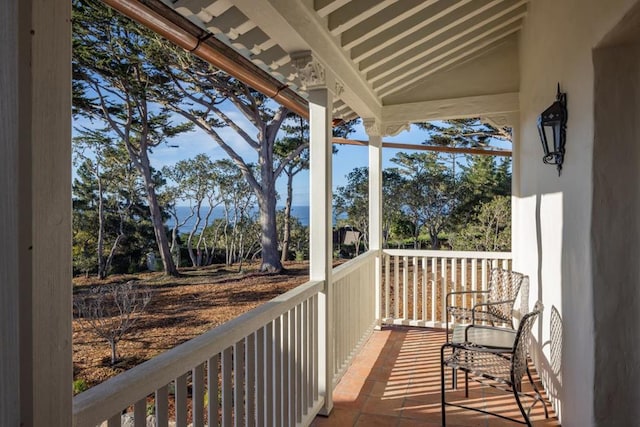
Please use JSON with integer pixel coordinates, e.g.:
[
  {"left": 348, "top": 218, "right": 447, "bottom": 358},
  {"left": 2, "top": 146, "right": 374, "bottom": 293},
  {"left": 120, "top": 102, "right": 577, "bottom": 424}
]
[{"left": 166, "top": 205, "right": 310, "bottom": 233}]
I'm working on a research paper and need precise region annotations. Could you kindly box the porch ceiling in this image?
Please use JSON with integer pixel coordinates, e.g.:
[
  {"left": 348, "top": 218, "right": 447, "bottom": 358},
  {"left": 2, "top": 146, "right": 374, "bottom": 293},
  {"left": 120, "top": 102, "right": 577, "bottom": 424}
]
[{"left": 157, "top": 0, "right": 526, "bottom": 122}]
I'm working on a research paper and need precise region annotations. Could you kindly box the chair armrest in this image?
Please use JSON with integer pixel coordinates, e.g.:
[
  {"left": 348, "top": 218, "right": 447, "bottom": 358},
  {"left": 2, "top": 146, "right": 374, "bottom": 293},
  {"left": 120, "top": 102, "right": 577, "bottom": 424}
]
[
  {"left": 446, "top": 290, "right": 489, "bottom": 305},
  {"left": 464, "top": 324, "right": 516, "bottom": 350},
  {"left": 471, "top": 299, "right": 516, "bottom": 323},
  {"left": 442, "top": 340, "right": 514, "bottom": 355}
]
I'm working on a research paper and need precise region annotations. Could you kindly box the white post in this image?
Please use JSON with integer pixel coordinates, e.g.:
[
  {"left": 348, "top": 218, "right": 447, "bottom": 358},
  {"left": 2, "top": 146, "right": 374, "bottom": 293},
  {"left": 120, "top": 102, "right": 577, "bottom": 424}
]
[
  {"left": 293, "top": 51, "right": 336, "bottom": 415},
  {"left": 1, "top": 0, "right": 72, "bottom": 425},
  {"left": 364, "top": 119, "right": 383, "bottom": 328}
]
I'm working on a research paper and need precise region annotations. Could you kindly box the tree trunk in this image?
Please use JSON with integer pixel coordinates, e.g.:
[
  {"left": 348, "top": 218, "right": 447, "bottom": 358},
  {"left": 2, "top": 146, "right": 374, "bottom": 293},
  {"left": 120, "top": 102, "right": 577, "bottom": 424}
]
[
  {"left": 109, "top": 339, "right": 118, "bottom": 365},
  {"left": 280, "top": 169, "right": 294, "bottom": 263},
  {"left": 187, "top": 203, "right": 202, "bottom": 267},
  {"left": 258, "top": 180, "right": 282, "bottom": 272},
  {"left": 96, "top": 166, "right": 107, "bottom": 279},
  {"left": 138, "top": 151, "right": 178, "bottom": 276}
]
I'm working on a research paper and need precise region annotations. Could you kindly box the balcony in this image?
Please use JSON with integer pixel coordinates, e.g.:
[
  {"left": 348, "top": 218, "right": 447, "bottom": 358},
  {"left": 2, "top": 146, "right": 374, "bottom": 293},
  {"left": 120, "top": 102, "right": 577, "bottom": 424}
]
[{"left": 73, "top": 250, "right": 559, "bottom": 426}]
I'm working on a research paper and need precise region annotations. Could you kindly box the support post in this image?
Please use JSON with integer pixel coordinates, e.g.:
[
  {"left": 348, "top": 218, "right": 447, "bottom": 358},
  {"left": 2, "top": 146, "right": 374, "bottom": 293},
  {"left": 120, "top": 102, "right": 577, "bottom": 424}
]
[
  {"left": 295, "top": 51, "right": 336, "bottom": 416},
  {"left": 1, "top": 2, "right": 21, "bottom": 424},
  {"left": 0, "top": 0, "right": 72, "bottom": 425},
  {"left": 364, "top": 119, "right": 383, "bottom": 328}
]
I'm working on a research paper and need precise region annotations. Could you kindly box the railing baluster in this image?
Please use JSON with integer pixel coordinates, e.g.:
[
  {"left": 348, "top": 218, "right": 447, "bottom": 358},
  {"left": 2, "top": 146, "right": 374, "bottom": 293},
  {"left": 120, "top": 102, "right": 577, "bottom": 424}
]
[
  {"left": 234, "top": 339, "right": 246, "bottom": 426},
  {"left": 246, "top": 333, "right": 256, "bottom": 427},
  {"left": 274, "top": 316, "right": 282, "bottom": 426},
  {"left": 175, "top": 374, "right": 188, "bottom": 427},
  {"left": 156, "top": 385, "right": 169, "bottom": 427},
  {"left": 461, "top": 258, "right": 468, "bottom": 310},
  {"left": 296, "top": 303, "right": 303, "bottom": 423},
  {"left": 394, "top": 255, "right": 399, "bottom": 319},
  {"left": 222, "top": 347, "right": 232, "bottom": 427},
  {"left": 431, "top": 257, "right": 437, "bottom": 322},
  {"left": 471, "top": 258, "right": 478, "bottom": 307},
  {"left": 208, "top": 355, "right": 219, "bottom": 427},
  {"left": 134, "top": 397, "right": 146, "bottom": 427},
  {"left": 384, "top": 254, "right": 390, "bottom": 321},
  {"left": 412, "top": 256, "right": 418, "bottom": 322},
  {"left": 192, "top": 364, "right": 205, "bottom": 427},
  {"left": 312, "top": 294, "right": 318, "bottom": 404},
  {"left": 281, "top": 312, "right": 289, "bottom": 427},
  {"left": 402, "top": 256, "right": 409, "bottom": 320},
  {"left": 421, "top": 257, "right": 427, "bottom": 322},
  {"left": 441, "top": 258, "right": 447, "bottom": 325},
  {"left": 302, "top": 299, "right": 309, "bottom": 417},
  {"left": 255, "top": 329, "right": 264, "bottom": 427},
  {"left": 107, "top": 412, "right": 120, "bottom": 427},
  {"left": 482, "top": 259, "right": 488, "bottom": 292},
  {"left": 265, "top": 322, "right": 274, "bottom": 426}
]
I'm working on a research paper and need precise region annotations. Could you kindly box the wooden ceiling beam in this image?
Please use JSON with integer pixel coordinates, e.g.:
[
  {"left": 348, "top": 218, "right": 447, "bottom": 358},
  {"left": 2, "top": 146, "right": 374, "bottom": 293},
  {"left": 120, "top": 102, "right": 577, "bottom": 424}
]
[{"left": 332, "top": 137, "right": 512, "bottom": 157}]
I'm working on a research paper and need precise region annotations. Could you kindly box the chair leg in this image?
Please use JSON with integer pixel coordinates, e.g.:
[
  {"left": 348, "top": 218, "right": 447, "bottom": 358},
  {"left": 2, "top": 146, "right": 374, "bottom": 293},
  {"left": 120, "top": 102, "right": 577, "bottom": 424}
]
[
  {"left": 512, "top": 383, "right": 532, "bottom": 427},
  {"left": 526, "top": 365, "right": 549, "bottom": 418},
  {"left": 440, "top": 348, "right": 447, "bottom": 426},
  {"left": 464, "top": 371, "right": 469, "bottom": 398},
  {"left": 451, "top": 368, "right": 458, "bottom": 389}
]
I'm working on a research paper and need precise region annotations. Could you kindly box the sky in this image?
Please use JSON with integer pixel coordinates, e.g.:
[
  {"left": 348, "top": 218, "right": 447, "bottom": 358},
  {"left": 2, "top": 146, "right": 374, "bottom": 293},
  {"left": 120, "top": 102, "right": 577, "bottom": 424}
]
[
  {"left": 143, "top": 110, "right": 429, "bottom": 208},
  {"left": 73, "top": 102, "right": 511, "bottom": 208}
]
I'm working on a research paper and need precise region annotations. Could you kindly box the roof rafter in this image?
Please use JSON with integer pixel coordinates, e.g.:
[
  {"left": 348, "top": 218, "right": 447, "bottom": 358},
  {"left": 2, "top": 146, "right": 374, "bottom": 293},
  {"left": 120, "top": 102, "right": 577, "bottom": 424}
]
[
  {"left": 340, "top": 0, "right": 437, "bottom": 50},
  {"left": 377, "top": 23, "right": 522, "bottom": 96},
  {"left": 350, "top": 0, "right": 473, "bottom": 63},
  {"left": 327, "top": 0, "right": 397, "bottom": 36},
  {"left": 363, "top": 0, "right": 525, "bottom": 78}
]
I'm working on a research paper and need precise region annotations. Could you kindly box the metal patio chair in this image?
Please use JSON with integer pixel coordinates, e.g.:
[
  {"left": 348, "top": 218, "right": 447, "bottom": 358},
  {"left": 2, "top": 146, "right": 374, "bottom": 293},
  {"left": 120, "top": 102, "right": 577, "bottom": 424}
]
[
  {"left": 446, "top": 268, "right": 526, "bottom": 336},
  {"left": 440, "top": 301, "right": 549, "bottom": 427}
]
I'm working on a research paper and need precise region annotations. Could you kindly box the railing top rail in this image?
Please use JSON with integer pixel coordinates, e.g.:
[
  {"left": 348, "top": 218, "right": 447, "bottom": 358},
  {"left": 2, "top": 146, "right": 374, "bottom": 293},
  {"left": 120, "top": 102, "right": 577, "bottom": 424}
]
[
  {"left": 332, "top": 249, "right": 376, "bottom": 281},
  {"left": 73, "top": 279, "right": 324, "bottom": 426},
  {"left": 382, "top": 249, "right": 512, "bottom": 260}
]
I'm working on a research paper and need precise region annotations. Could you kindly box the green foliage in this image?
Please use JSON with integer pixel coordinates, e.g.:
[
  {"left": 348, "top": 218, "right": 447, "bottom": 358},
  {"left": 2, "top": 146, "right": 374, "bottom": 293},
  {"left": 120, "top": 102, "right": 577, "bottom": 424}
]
[
  {"left": 335, "top": 120, "right": 512, "bottom": 252},
  {"left": 73, "top": 379, "right": 89, "bottom": 395},
  {"left": 388, "top": 152, "right": 457, "bottom": 249},
  {"left": 276, "top": 210, "right": 308, "bottom": 261},
  {"left": 73, "top": 0, "right": 192, "bottom": 276},
  {"left": 72, "top": 130, "right": 158, "bottom": 277},
  {"left": 450, "top": 196, "right": 511, "bottom": 251}
]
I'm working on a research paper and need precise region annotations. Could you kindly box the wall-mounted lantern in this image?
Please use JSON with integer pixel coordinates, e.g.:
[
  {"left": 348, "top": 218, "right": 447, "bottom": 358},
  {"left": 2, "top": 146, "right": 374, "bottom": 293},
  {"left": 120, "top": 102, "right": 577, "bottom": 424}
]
[{"left": 537, "top": 84, "right": 568, "bottom": 176}]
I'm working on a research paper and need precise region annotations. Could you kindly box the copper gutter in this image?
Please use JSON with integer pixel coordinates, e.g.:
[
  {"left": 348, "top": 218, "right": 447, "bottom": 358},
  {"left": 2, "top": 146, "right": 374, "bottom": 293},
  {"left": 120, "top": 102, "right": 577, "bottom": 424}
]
[{"left": 102, "top": 0, "right": 310, "bottom": 120}]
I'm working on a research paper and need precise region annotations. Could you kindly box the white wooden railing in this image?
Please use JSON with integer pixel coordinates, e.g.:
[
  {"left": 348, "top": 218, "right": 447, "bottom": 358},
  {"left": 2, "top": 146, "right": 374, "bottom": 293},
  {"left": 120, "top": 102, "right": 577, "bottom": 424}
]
[
  {"left": 331, "top": 250, "right": 377, "bottom": 384},
  {"left": 381, "top": 249, "right": 512, "bottom": 328},
  {"left": 72, "top": 251, "right": 379, "bottom": 427},
  {"left": 73, "top": 250, "right": 507, "bottom": 426},
  {"left": 73, "top": 280, "right": 325, "bottom": 427}
]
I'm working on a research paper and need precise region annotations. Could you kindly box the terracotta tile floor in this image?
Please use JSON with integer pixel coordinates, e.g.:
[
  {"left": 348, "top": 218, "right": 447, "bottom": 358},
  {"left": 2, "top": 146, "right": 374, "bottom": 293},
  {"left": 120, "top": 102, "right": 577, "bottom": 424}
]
[{"left": 312, "top": 326, "right": 560, "bottom": 427}]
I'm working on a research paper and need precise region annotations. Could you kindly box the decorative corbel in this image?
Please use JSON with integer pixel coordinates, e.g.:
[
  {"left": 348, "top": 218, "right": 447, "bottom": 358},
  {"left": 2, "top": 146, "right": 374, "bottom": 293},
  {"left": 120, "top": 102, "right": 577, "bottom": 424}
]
[
  {"left": 383, "top": 122, "right": 410, "bottom": 136},
  {"left": 290, "top": 51, "right": 326, "bottom": 91},
  {"left": 362, "top": 118, "right": 381, "bottom": 137}
]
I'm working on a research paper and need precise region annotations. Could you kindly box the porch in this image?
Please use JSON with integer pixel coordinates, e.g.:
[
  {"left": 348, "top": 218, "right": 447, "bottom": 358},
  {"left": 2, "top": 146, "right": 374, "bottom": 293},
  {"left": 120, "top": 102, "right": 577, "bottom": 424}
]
[
  {"left": 73, "top": 250, "right": 558, "bottom": 426},
  {"left": 312, "top": 326, "right": 559, "bottom": 427}
]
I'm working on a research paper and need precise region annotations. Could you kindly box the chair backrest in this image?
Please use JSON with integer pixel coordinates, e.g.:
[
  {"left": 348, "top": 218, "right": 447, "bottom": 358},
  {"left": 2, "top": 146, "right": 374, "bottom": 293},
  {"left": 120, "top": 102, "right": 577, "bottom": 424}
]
[
  {"left": 487, "top": 268, "right": 525, "bottom": 323},
  {"left": 511, "top": 300, "right": 543, "bottom": 381}
]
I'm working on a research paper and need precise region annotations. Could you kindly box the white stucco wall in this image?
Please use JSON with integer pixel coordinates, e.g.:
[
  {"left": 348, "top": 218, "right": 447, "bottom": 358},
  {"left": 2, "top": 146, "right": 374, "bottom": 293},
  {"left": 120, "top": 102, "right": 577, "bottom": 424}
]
[{"left": 514, "top": 1, "right": 639, "bottom": 425}]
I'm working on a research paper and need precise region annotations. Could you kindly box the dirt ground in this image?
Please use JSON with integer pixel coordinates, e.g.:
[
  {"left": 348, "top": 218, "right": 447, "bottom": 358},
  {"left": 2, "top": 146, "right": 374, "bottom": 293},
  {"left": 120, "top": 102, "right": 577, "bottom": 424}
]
[{"left": 72, "top": 261, "right": 310, "bottom": 390}]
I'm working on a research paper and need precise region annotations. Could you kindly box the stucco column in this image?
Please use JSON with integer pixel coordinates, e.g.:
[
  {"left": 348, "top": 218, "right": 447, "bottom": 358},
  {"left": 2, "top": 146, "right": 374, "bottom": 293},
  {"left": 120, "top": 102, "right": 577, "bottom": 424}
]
[
  {"left": 364, "top": 119, "right": 383, "bottom": 326},
  {"left": 0, "top": 0, "right": 72, "bottom": 425},
  {"left": 292, "top": 52, "right": 337, "bottom": 415}
]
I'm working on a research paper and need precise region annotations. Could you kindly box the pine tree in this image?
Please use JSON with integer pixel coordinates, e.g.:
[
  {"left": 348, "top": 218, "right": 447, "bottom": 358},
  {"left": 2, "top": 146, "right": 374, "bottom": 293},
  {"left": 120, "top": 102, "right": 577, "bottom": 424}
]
[{"left": 72, "top": 0, "right": 193, "bottom": 276}]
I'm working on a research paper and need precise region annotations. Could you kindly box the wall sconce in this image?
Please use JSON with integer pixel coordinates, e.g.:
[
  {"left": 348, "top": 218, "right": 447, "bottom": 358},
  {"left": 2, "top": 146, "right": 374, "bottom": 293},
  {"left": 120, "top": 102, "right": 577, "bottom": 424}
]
[{"left": 537, "top": 84, "right": 568, "bottom": 176}]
